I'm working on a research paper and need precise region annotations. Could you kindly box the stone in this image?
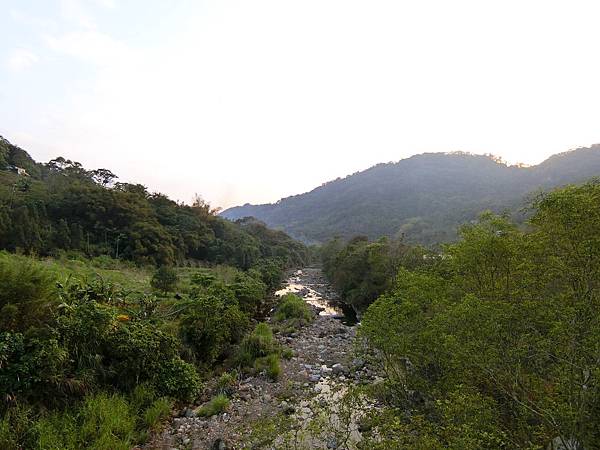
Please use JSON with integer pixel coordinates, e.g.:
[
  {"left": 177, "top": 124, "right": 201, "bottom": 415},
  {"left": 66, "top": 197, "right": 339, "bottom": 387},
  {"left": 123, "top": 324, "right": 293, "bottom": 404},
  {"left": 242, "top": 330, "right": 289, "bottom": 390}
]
[
  {"left": 211, "top": 438, "right": 227, "bottom": 450},
  {"left": 280, "top": 401, "right": 295, "bottom": 415},
  {"left": 321, "top": 365, "right": 332, "bottom": 374},
  {"left": 547, "top": 437, "right": 581, "bottom": 450},
  {"left": 352, "top": 358, "right": 365, "bottom": 369},
  {"left": 182, "top": 408, "right": 195, "bottom": 418},
  {"left": 332, "top": 363, "right": 346, "bottom": 375},
  {"left": 326, "top": 437, "right": 338, "bottom": 449}
]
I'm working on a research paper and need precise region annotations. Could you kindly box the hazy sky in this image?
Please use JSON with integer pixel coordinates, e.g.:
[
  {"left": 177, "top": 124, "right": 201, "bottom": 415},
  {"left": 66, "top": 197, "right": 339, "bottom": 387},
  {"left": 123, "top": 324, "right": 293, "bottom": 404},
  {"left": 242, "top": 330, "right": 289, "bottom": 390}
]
[{"left": 2, "top": 0, "right": 600, "bottom": 208}]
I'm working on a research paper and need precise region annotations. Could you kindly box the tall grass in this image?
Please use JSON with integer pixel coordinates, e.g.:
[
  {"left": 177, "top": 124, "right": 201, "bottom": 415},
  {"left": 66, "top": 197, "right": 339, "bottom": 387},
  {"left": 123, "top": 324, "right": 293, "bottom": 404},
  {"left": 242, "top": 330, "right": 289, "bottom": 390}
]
[
  {"left": 1, "top": 389, "right": 173, "bottom": 450},
  {"left": 197, "top": 394, "right": 230, "bottom": 417},
  {"left": 254, "top": 353, "right": 282, "bottom": 380},
  {"left": 237, "top": 322, "right": 275, "bottom": 367}
]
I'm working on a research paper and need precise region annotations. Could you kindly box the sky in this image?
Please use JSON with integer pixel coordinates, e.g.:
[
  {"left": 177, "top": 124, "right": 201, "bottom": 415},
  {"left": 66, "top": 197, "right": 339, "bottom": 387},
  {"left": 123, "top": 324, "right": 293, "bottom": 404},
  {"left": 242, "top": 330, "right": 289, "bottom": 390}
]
[{"left": 2, "top": 0, "right": 600, "bottom": 209}]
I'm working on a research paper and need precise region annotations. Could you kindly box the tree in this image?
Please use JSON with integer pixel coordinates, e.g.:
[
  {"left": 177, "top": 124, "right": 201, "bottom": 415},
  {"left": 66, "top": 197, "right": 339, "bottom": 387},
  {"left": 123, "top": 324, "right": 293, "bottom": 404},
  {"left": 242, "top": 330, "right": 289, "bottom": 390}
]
[
  {"left": 90, "top": 168, "right": 118, "bottom": 187},
  {"left": 150, "top": 266, "right": 178, "bottom": 294}
]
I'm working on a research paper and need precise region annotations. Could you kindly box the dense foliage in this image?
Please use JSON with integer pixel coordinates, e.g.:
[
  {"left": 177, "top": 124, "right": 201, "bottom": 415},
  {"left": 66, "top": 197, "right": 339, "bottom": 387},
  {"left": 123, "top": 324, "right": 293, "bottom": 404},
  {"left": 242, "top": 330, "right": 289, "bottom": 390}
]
[
  {"left": 0, "top": 251, "right": 295, "bottom": 448},
  {"left": 223, "top": 146, "right": 600, "bottom": 244},
  {"left": 0, "top": 136, "right": 307, "bottom": 268},
  {"left": 321, "top": 236, "right": 425, "bottom": 312},
  {"left": 0, "top": 136, "right": 310, "bottom": 448},
  {"left": 354, "top": 182, "right": 600, "bottom": 449}
]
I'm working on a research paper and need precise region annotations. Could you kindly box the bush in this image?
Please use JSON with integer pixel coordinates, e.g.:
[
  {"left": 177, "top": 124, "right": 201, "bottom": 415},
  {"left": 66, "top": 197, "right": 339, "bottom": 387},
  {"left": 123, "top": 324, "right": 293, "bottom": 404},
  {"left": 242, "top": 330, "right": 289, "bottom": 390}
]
[
  {"left": 281, "top": 347, "right": 294, "bottom": 360},
  {"left": 216, "top": 371, "right": 238, "bottom": 396},
  {"left": 236, "top": 323, "right": 275, "bottom": 367},
  {"left": 0, "top": 253, "right": 56, "bottom": 331},
  {"left": 273, "top": 294, "right": 312, "bottom": 327},
  {"left": 34, "top": 411, "right": 78, "bottom": 450},
  {"left": 142, "top": 398, "right": 171, "bottom": 430},
  {"left": 79, "top": 393, "right": 136, "bottom": 450},
  {"left": 1, "top": 291, "right": 201, "bottom": 405},
  {"left": 250, "top": 258, "right": 285, "bottom": 292},
  {"left": 154, "top": 358, "right": 201, "bottom": 401},
  {"left": 0, "top": 416, "right": 16, "bottom": 450},
  {"left": 180, "top": 294, "right": 249, "bottom": 365},
  {"left": 0, "top": 404, "right": 35, "bottom": 448},
  {"left": 236, "top": 323, "right": 284, "bottom": 380},
  {"left": 254, "top": 353, "right": 281, "bottom": 381},
  {"left": 150, "top": 266, "right": 178, "bottom": 293},
  {"left": 231, "top": 272, "right": 267, "bottom": 315},
  {"left": 0, "top": 332, "right": 73, "bottom": 408},
  {"left": 29, "top": 387, "right": 172, "bottom": 449},
  {"left": 190, "top": 269, "right": 217, "bottom": 288},
  {"left": 197, "top": 394, "right": 230, "bottom": 417}
]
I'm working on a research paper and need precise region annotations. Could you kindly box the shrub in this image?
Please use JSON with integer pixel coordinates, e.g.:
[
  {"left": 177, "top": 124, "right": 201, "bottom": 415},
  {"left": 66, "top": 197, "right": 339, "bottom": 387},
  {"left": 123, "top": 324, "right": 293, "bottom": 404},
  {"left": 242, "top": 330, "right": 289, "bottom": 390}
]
[
  {"left": 190, "top": 269, "right": 217, "bottom": 288},
  {"left": 281, "top": 347, "right": 294, "bottom": 360},
  {"left": 154, "top": 358, "right": 201, "bottom": 401},
  {"left": 142, "top": 398, "right": 171, "bottom": 430},
  {"left": 0, "top": 414, "right": 18, "bottom": 450},
  {"left": 273, "top": 294, "right": 312, "bottom": 325},
  {"left": 129, "top": 384, "right": 156, "bottom": 413},
  {"left": 79, "top": 393, "right": 136, "bottom": 450},
  {"left": 216, "top": 371, "right": 238, "bottom": 396},
  {"left": 34, "top": 411, "right": 78, "bottom": 450},
  {"left": 231, "top": 272, "right": 267, "bottom": 315},
  {"left": 54, "top": 296, "right": 200, "bottom": 401},
  {"left": 0, "top": 332, "right": 73, "bottom": 407},
  {"left": 236, "top": 323, "right": 275, "bottom": 367},
  {"left": 150, "top": 266, "right": 178, "bottom": 293},
  {"left": 197, "top": 394, "right": 230, "bottom": 417},
  {"left": 254, "top": 354, "right": 281, "bottom": 381},
  {"left": 103, "top": 321, "right": 181, "bottom": 392},
  {"left": 250, "top": 258, "right": 285, "bottom": 292},
  {"left": 0, "top": 253, "right": 56, "bottom": 331},
  {"left": 180, "top": 294, "right": 249, "bottom": 365}
]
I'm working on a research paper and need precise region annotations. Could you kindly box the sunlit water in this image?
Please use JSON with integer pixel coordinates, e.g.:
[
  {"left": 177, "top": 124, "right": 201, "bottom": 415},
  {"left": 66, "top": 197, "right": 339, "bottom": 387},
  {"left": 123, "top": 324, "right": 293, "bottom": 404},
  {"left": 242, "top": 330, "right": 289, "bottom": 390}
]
[{"left": 275, "top": 269, "right": 357, "bottom": 325}]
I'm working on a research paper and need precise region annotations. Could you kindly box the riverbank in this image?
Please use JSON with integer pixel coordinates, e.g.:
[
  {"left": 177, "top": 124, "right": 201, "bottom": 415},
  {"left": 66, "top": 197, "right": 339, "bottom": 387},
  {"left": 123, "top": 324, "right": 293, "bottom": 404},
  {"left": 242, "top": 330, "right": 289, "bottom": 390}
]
[{"left": 147, "top": 269, "right": 378, "bottom": 449}]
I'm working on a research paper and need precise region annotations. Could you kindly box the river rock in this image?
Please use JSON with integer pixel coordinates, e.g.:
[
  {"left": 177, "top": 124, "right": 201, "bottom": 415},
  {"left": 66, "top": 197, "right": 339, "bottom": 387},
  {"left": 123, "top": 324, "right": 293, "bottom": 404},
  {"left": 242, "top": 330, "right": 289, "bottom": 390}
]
[
  {"left": 211, "top": 438, "right": 228, "bottom": 450},
  {"left": 332, "top": 363, "right": 346, "bottom": 375},
  {"left": 352, "top": 358, "right": 365, "bottom": 369}
]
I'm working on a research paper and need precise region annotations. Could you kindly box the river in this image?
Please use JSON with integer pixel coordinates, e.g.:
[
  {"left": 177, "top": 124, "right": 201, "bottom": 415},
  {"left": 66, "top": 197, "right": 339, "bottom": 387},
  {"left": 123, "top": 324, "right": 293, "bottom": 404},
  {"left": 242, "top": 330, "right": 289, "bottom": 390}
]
[{"left": 275, "top": 267, "right": 358, "bottom": 326}]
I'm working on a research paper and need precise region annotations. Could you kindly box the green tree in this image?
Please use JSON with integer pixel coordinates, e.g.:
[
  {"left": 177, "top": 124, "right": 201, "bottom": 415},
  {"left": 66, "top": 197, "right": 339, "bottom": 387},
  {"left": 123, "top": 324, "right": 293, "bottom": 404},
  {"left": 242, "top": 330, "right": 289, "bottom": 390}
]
[{"left": 150, "top": 266, "right": 178, "bottom": 294}]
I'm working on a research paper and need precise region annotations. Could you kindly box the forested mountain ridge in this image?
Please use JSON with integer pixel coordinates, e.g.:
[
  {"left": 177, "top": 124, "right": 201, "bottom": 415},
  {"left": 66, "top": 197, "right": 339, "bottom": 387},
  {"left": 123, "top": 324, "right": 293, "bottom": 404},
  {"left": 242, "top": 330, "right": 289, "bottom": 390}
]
[
  {"left": 0, "top": 136, "right": 307, "bottom": 268},
  {"left": 222, "top": 145, "right": 600, "bottom": 244}
]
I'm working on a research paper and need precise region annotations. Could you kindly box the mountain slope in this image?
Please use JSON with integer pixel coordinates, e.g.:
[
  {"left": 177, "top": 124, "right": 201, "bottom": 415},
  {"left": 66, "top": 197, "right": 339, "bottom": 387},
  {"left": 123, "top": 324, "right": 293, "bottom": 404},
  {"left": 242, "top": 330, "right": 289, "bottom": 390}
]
[
  {"left": 221, "top": 146, "right": 600, "bottom": 244},
  {"left": 0, "top": 136, "right": 307, "bottom": 267}
]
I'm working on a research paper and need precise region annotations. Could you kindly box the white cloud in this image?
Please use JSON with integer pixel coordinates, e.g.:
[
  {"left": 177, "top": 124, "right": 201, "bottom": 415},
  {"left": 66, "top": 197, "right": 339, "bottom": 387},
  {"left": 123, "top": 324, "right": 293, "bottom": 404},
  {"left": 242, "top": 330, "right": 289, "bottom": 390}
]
[{"left": 6, "top": 48, "right": 39, "bottom": 72}]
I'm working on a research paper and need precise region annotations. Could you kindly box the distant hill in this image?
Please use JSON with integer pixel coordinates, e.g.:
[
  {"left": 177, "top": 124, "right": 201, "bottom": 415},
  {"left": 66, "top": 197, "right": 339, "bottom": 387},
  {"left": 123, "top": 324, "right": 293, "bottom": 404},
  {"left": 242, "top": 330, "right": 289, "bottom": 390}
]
[
  {"left": 0, "top": 136, "right": 307, "bottom": 267},
  {"left": 221, "top": 146, "right": 600, "bottom": 245}
]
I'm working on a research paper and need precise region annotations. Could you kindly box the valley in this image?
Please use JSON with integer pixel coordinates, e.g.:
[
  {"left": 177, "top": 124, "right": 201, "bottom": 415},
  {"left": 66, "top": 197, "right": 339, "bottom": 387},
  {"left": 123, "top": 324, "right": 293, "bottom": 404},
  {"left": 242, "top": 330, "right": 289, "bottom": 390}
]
[{"left": 149, "top": 269, "right": 378, "bottom": 450}]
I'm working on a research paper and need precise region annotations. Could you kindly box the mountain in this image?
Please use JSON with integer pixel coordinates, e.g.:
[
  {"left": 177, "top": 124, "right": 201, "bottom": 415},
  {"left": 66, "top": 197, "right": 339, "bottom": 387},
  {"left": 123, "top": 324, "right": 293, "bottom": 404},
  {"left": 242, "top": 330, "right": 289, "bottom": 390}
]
[{"left": 221, "top": 146, "right": 600, "bottom": 245}]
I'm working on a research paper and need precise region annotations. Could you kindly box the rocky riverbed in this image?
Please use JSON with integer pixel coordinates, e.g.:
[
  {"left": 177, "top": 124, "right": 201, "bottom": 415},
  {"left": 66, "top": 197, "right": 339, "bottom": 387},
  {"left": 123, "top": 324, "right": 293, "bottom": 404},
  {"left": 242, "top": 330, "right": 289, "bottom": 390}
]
[{"left": 146, "top": 268, "right": 379, "bottom": 450}]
